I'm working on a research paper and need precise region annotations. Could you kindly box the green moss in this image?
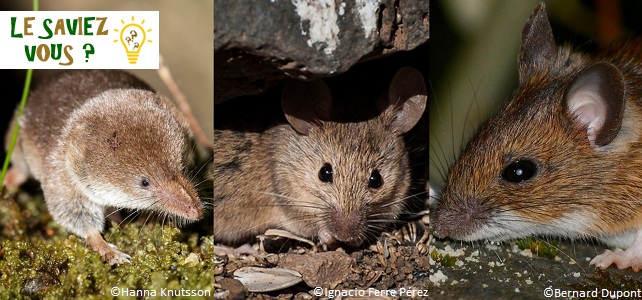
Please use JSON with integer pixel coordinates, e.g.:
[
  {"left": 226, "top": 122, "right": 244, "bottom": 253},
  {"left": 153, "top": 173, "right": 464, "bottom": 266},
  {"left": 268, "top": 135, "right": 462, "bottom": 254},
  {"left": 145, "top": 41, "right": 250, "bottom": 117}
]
[
  {"left": 430, "top": 249, "right": 457, "bottom": 267},
  {"left": 516, "top": 237, "right": 558, "bottom": 259},
  {"left": 0, "top": 192, "right": 213, "bottom": 298}
]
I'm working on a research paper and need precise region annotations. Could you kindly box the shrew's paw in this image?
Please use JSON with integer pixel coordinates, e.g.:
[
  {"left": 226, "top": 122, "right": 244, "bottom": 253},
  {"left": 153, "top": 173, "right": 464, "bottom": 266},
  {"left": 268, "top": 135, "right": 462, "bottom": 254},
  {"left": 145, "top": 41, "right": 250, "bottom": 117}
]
[{"left": 86, "top": 232, "right": 132, "bottom": 265}]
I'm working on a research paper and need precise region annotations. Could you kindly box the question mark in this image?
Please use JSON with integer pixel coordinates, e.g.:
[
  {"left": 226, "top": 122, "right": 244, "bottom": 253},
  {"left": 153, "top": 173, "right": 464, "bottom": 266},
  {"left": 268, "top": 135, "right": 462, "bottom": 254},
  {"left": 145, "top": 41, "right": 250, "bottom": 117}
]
[
  {"left": 83, "top": 43, "right": 95, "bottom": 62},
  {"left": 129, "top": 31, "right": 138, "bottom": 50}
]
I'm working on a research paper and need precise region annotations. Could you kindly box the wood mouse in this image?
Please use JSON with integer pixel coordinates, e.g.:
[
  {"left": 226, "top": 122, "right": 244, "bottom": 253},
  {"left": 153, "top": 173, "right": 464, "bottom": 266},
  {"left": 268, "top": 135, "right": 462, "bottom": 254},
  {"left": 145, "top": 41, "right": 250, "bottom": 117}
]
[
  {"left": 214, "top": 67, "right": 426, "bottom": 246},
  {"left": 432, "top": 3, "right": 642, "bottom": 271},
  {"left": 3, "top": 70, "right": 203, "bottom": 265}
]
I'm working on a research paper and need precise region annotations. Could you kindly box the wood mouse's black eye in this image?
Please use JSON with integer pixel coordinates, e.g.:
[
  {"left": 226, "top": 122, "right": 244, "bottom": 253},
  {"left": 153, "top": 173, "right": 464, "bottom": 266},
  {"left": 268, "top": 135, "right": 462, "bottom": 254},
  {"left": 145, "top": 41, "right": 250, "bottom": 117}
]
[
  {"left": 368, "top": 170, "right": 383, "bottom": 189},
  {"left": 501, "top": 160, "right": 537, "bottom": 183},
  {"left": 318, "top": 163, "right": 333, "bottom": 183},
  {"left": 140, "top": 177, "right": 150, "bottom": 187}
]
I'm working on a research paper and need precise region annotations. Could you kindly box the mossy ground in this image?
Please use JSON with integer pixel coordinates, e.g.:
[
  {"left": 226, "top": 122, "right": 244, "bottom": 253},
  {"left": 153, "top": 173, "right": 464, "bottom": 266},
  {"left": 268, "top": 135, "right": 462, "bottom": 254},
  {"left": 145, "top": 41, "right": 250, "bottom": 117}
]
[{"left": 0, "top": 189, "right": 213, "bottom": 299}]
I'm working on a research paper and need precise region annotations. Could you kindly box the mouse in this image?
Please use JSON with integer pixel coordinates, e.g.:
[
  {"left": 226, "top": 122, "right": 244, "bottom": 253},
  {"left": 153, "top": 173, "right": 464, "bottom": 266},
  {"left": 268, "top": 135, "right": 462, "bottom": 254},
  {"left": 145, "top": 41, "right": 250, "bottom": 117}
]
[
  {"left": 213, "top": 67, "right": 427, "bottom": 247},
  {"left": 432, "top": 3, "right": 642, "bottom": 271},
  {"left": 2, "top": 70, "right": 203, "bottom": 265}
]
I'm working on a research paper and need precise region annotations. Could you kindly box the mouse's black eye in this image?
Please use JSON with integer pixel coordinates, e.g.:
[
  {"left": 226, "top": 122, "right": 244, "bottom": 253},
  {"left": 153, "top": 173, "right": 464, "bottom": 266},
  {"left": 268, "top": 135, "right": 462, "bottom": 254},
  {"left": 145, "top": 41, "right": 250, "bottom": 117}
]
[
  {"left": 368, "top": 170, "right": 383, "bottom": 189},
  {"left": 501, "top": 160, "right": 537, "bottom": 183},
  {"left": 318, "top": 163, "right": 333, "bottom": 183},
  {"left": 140, "top": 177, "right": 150, "bottom": 187}
]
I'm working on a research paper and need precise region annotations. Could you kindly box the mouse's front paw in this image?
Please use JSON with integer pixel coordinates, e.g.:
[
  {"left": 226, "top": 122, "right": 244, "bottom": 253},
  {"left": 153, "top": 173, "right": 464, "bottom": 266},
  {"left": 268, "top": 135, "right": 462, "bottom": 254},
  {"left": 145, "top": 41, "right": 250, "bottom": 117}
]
[{"left": 590, "top": 249, "right": 642, "bottom": 272}]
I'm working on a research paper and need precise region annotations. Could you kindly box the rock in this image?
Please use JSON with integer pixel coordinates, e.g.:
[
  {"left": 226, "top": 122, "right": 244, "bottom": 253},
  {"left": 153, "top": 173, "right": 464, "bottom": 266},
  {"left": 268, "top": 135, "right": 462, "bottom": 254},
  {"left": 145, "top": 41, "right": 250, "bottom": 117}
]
[
  {"left": 214, "top": 0, "right": 429, "bottom": 102},
  {"left": 278, "top": 251, "right": 354, "bottom": 288}
]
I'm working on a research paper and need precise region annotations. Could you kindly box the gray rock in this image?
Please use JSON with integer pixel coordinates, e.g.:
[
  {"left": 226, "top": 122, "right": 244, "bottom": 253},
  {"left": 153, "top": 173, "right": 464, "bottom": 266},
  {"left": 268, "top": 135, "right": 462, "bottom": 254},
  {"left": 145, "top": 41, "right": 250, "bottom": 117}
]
[{"left": 214, "top": 0, "right": 429, "bottom": 103}]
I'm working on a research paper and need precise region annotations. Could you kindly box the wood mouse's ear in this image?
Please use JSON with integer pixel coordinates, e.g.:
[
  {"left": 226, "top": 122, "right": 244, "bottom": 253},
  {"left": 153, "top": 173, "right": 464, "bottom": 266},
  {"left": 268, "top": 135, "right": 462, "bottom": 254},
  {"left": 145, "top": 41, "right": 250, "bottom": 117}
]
[
  {"left": 385, "top": 67, "right": 427, "bottom": 134},
  {"left": 281, "top": 79, "right": 332, "bottom": 135},
  {"left": 566, "top": 62, "right": 625, "bottom": 147},
  {"left": 519, "top": 3, "right": 556, "bottom": 84}
]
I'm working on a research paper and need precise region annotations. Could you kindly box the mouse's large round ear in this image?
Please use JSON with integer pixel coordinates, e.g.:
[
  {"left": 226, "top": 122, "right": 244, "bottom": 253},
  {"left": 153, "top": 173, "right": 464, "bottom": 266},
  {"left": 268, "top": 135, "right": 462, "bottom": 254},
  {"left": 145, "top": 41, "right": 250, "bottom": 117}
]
[
  {"left": 386, "top": 67, "right": 427, "bottom": 134},
  {"left": 281, "top": 79, "right": 333, "bottom": 135},
  {"left": 566, "top": 62, "right": 625, "bottom": 148},
  {"left": 519, "top": 3, "right": 556, "bottom": 85}
]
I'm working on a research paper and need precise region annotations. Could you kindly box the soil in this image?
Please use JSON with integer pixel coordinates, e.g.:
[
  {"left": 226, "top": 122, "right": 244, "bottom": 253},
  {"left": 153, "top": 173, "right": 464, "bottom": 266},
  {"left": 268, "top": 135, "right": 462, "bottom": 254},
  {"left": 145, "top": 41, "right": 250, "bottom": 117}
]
[{"left": 214, "top": 216, "right": 431, "bottom": 299}]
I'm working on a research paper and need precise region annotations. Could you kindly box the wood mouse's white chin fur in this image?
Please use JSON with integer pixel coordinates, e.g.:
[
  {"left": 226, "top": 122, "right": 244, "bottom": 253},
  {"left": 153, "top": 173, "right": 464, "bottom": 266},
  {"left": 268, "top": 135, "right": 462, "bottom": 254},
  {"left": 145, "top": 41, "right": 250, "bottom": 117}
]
[{"left": 459, "top": 211, "right": 595, "bottom": 242}]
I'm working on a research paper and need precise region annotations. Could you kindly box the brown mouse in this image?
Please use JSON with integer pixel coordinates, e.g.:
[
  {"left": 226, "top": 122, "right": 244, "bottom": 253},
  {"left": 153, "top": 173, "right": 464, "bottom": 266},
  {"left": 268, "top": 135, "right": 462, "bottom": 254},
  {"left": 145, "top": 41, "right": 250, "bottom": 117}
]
[
  {"left": 433, "top": 3, "right": 642, "bottom": 271},
  {"left": 214, "top": 67, "right": 426, "bottom": 246},
  {"left": 3, "top": 70, "right": 203, "bottom": 265}
]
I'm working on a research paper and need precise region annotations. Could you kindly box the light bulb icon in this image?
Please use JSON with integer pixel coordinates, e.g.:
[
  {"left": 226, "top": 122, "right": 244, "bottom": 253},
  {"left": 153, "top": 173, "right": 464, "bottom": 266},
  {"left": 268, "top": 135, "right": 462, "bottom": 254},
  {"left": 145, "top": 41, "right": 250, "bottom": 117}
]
[{"left": 114, "top": 17, "right": 153, "bottom": 64}]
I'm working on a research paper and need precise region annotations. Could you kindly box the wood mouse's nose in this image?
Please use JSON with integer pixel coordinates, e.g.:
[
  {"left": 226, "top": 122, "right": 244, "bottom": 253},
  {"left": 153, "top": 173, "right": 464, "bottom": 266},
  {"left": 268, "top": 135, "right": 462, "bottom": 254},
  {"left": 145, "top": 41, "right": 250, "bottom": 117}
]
[
  {"left": 330, "top": 209, "right": 365, "bottom": 243},
  {"left": 433, "top": 197, "right": 489, "bottom": 239},
  {"left": 432, "top": 210, "right": 453, "bottom": 238}
]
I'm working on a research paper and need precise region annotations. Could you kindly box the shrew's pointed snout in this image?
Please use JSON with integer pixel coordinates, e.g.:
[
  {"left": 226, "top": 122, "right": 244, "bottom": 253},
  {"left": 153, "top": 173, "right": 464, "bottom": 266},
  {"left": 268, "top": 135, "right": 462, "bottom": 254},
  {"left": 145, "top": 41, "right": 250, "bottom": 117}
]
[{"left": 154, "top": 175, "right": 203, "bottom": 221}]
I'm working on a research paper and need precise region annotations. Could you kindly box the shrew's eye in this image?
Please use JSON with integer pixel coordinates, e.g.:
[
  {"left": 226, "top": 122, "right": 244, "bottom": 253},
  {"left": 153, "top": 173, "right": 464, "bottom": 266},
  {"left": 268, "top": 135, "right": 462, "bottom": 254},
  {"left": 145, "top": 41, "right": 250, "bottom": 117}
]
[
  {"left": 141, "top": 177, "right": 150, "bottom": 187},
  {"left": 501, "top": 160, "right": 537, "bottom": 183},
  {"left": 368, "top": 170, "right": 383, "bottom": 189},
  {"left": 318, "top": 163, "right": 333, "bottom": 183}
]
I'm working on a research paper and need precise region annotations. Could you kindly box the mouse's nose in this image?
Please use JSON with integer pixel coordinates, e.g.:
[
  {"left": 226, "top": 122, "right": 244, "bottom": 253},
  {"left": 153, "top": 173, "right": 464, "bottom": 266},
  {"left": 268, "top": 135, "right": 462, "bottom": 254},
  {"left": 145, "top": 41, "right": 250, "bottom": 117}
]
[
  {"left": 330, "top": 208, "right": 365, "bottom": 243},
  {"left": 432, "top": 197, "right": 489, "bottom": 240},
  {"left": 431, "top": 212, "right": 452, "bottom": 238}
]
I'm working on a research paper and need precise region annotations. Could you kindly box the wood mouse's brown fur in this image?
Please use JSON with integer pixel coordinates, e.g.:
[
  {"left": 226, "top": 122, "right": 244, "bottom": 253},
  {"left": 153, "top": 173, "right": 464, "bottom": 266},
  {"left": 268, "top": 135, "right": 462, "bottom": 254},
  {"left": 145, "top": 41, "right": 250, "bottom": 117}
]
[
  {"left": 3, "top": 70, "right": 203, "bottom": 265},
  {"left": 433, "top": 3, "right": 642, "bottom": 271},
  {"left": 214, "top": 67, "right": 426, "bottom": 246}
]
